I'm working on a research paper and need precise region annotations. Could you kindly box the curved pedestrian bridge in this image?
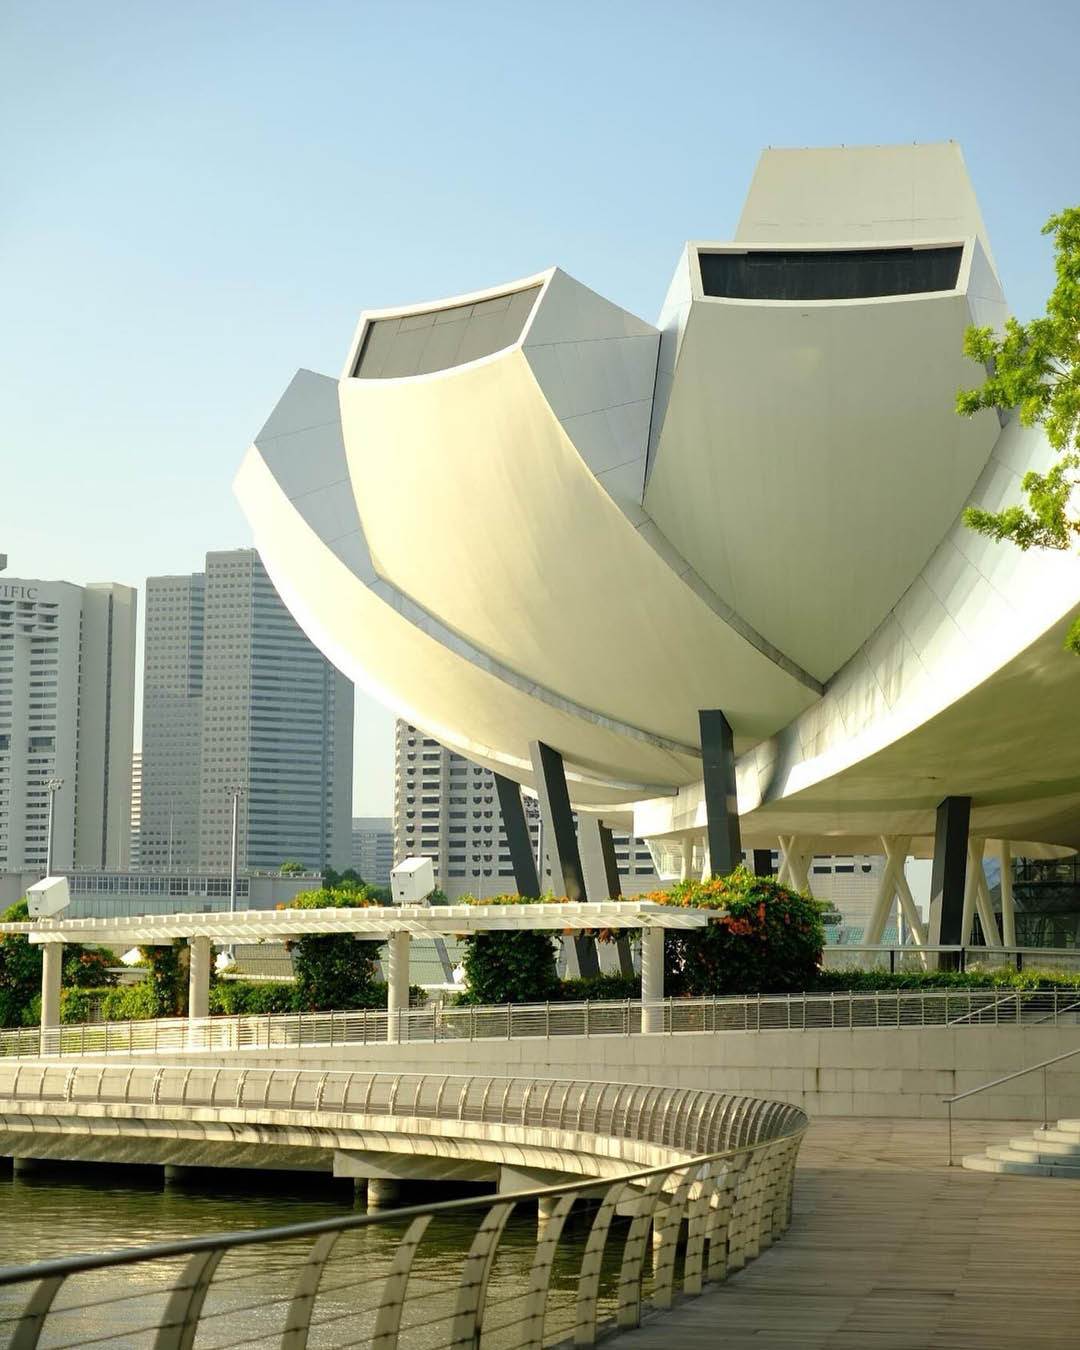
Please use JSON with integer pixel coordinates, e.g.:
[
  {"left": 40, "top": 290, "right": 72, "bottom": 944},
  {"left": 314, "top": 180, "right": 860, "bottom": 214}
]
[{"left": 0, "top": 1071, "right": 806, "bottom": 1349}]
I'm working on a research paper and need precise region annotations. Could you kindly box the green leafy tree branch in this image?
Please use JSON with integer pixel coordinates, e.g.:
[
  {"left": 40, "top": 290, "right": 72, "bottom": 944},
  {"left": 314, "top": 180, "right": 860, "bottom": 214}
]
[{"left": 956, "top": 207, "right": 1080, "bottom": 651}]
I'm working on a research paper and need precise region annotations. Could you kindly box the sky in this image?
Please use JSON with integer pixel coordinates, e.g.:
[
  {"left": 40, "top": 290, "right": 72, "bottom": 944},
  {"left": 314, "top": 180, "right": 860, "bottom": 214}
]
[{"left": 3, "top": 0, "right": 1078, "bottom": 816}]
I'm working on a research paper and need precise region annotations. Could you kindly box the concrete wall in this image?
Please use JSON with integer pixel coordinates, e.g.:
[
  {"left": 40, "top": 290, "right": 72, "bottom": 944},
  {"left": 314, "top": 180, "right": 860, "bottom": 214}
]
[{"left": 110, "top": 1024, "right": 1080, "bottom": 1121}]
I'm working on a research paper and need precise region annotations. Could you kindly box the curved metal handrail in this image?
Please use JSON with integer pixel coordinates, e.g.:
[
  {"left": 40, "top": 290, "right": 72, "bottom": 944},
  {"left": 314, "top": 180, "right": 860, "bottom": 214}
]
[
  {"left": 0, "top": 1063, "right": 805, "bottom": 1160},
  {"left": 0, "top": 1077, "right": 809, "bottom": 1350}
]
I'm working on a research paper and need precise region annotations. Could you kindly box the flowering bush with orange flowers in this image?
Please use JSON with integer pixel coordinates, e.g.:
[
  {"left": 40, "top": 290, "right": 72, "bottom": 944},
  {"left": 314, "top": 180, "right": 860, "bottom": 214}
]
[{"left": 651, "top": 866, "right": 825, "bottom": 996}]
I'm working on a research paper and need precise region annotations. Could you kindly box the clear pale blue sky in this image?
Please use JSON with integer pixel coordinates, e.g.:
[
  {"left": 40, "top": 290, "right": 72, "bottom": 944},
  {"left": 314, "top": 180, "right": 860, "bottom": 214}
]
[{"left": 3, "top": 0, "right": 1078, "bottom": 814}]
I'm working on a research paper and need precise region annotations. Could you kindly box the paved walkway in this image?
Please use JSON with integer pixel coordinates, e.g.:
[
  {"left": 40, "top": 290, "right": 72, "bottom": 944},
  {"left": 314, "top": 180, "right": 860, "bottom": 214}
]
[{"left": 622, "top": 1118, "right": 1080, "bottom": 1350}]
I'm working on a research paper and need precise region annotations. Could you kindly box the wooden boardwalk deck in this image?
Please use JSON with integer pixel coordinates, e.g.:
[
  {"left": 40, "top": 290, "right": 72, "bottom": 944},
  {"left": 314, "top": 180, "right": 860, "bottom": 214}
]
[{"left": 619, "top": 1118, "right": 1080, "bottom": 1349}]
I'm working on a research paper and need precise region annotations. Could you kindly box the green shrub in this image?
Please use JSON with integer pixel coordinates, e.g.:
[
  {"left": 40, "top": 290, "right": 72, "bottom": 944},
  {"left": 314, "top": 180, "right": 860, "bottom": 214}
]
[
  {"left": 559, "top": 972, "right": 640, "bottom": 1001},
  {"left": 210, "top": 981, "right": 298, "bottom": 1015},
  {"left": 812, "top": 966, "right": 1080, "bottom": 992},
  {"left": 655, "top": 867, "right": 825, "bottom": 996}
]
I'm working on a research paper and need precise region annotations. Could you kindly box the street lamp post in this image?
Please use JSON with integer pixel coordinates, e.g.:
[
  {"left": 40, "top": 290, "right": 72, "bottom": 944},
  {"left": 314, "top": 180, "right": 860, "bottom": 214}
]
[
  {"left": 44, "top": 777, "right": 64, "bottom": 877},
  {"left": 227, "top": 785, "right": 245, "bottom": 915}
]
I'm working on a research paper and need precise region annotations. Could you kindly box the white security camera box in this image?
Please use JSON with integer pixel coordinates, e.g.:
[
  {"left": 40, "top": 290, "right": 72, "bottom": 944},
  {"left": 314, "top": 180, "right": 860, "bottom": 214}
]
[
  {"left": 27, "top": 876, "right": 71, "bottom": 918},
  {"left": 391, "top": 856, "right": 435, "bottom": 904}
]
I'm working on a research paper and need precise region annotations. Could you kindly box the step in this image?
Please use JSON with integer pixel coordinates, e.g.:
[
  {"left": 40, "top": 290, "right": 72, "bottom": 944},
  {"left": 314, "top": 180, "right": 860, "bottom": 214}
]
[
  {"left": 1024, "top": 1132, "right": 1080, "bottom": 1155},
  {"left": 1053, "top": 1120, "right": 1080, "bottom": 1135},
  {"left": 962, "top": 1152, "right": 1080, "bottom": 1177},
  {"left": 988, "top": 1144, "right": 1080, "bottom": 1170}
]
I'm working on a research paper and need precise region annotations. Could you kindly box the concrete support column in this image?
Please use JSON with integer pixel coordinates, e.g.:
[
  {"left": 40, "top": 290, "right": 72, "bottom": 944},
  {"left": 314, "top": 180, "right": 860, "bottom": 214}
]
[
  {"left": 386, "top": 930, "right": 410, "bottom": 1044},
  {"left": 999, "top": 840, "right": 1016, "bottom": 949},
  {"left": 494, "top": 773, "right": 540, "bottom": 897},
  {"left": 928, "top": 796, "right": 971, "bottom": 966},
  {"left": 680, "top": 837, "right": 693, "bottom": 881},
  {"left": 40, "top": 942, "right": 62, "bottom": 1031},
  {"left": 699, "top": 709, "right": 741, "bottom": 877},
  {"left": 367, "top": 1178, "right": 401, "bottom": 1210},
  {"left": 537, "top": 1193, "right": 560, "bottom": 1236},
  {"left": 752, "top": 849, "right": 774, "bottom": 878},
  {"left": 12, "top": 1157, "right": 43, "bottom": 1176},
  {"left": 640, "top": 925, "right": 664, "bottom": 1034},
  {"left": 188, "top": 935, "right": 211, "bottom": 1021}
]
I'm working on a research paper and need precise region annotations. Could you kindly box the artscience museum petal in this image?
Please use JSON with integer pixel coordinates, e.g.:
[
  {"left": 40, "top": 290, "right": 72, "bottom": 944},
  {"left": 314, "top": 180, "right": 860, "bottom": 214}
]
[{"left": 235, "top": 142, "right": 1080, "bottom": 913}]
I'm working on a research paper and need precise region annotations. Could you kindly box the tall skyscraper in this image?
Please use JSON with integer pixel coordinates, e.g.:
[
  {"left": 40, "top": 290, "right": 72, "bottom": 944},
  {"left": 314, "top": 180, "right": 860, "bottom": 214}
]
[
  {"left": 0, "top": 577, "right": 136, "bottom": 873},
  {"left": 140, "top": 550, "right": 353, "bottom": 874},
  {"left": 351, "top": 816, "right": 393, "bottom": 886},
  {"left": 139, "top": 573, "right": 204, "bottom": 868},
  {"left": 392, "top": 720, "right": 658, "bottom": 899}
]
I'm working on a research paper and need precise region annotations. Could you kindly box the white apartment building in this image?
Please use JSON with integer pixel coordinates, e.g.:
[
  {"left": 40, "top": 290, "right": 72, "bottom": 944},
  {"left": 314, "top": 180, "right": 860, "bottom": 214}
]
[
  {"left": 393, "top": 721, "right": 658, "bottom": 900},
  {"left": 351, "top": 816, "right": 393, "bottom": 886},
  {"left": 141, "top": 551, "right": 353, "bottom": 875},
  {"left": 0, "top": 577, "right": 136, "bottom": 873}
]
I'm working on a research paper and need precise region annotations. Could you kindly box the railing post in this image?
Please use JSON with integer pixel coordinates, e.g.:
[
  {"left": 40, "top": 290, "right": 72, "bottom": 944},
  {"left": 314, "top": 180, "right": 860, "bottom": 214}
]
[
  {"left": 507, "top": 1004, "right": 512, "bottom": 1040},
  {"left": 1044, "top": 1065, "right": 1049, "bottom": 1131},
  {"left": 585, "top": 1001, "right": 590, "bottom": 1038}
]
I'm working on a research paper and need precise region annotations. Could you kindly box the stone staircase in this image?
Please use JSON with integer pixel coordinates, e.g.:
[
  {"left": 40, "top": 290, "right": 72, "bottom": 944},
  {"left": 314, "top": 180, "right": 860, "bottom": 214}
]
[{"left": 963, "top": 1120, "right": 1080, "bottom": 1177}]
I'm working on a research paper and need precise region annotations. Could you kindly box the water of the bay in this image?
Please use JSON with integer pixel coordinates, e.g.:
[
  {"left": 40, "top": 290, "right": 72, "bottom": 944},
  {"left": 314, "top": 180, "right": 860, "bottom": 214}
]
[{"left": 0, "top": 1161, "right": 636, "bottom": 1348}]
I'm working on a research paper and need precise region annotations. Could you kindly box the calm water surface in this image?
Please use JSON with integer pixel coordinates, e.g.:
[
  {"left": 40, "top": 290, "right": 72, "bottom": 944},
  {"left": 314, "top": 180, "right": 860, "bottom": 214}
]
[{"left": 0, "top": 1163, "right": 632, "bottom": 1348}]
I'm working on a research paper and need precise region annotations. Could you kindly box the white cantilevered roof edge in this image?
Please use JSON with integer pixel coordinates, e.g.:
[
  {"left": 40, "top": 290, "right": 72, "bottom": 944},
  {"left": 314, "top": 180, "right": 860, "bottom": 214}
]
[{"left": 1, "top": 902, "right": 713, "bottom": 946}]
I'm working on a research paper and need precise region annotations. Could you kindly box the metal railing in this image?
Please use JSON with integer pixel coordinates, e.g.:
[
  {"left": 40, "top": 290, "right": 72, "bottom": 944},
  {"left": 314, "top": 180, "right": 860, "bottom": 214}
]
[
  {"left": 821, "top": 944, "right": 1080, "bottom": 973},
  {"left": 942, "top": 1045, "right": 1080, "bottom": 1166},
  {"left": 5, "top": 986, "right": 1080, "bottom": 1059},
  {"left": 0, "top": 1078, "right": 807, "bottom": 1349},
  {"left": 0, "top": 1064, "right": 799, "bottom": 1158}
]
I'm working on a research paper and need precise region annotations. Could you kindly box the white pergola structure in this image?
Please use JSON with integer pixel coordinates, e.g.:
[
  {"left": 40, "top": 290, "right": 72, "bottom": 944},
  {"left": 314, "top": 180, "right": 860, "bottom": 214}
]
[{"left": 0, "top": 902, "right": 714, "bottom": 1040}]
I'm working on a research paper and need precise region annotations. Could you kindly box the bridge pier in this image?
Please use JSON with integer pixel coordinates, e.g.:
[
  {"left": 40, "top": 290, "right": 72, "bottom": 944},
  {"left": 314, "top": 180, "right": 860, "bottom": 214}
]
[{"left": 366, "top": 1178, "right": 401, "bottom": 1209}]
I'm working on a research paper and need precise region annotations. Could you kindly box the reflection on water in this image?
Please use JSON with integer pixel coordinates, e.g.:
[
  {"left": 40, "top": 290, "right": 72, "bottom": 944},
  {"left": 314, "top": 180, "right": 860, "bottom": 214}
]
[{"left": 0, "top": 1162, "right": 639, "bottom": 1348}]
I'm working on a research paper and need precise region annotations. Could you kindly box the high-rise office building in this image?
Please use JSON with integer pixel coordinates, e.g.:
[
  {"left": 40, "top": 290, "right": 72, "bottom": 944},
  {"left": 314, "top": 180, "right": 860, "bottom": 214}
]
[
  {"left": 392, "top": 720, "right": 657, "bottom": 899},
  {"left": 139, "top": 574, "right": 204, "bottom": 868},
  {"left": 351, "top": 816, "right": 393, "bottom": 886},
  {"left": 140, "top": 550, "right": 353, "bottom": 874},
  {"left": 0, "top": 577, "right": 136, "bottom": 873}
]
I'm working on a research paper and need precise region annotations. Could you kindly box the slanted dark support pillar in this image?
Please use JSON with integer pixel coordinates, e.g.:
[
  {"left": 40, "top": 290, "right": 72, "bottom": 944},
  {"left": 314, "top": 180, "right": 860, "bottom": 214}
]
[
  {"left": 495, "top": 773, "right": 540, "bottom": 898},
  {"left": 928, "top": 796, "right": 971, "bottom": 967},
  {"left": 753, "top": 849, "right": 774, "bottom": 878},
  {"left": 529, "top": 739, "right": 598, "bottom": 979},
  {"left": 699, "top": 710, "right": 741, "bottom": 878},
  {"left": 598, "top": 823, "right": 622, "bottom": 898}
]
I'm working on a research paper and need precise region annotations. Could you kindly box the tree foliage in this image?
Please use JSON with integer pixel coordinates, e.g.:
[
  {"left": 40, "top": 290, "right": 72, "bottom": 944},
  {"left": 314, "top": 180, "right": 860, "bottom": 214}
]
[
  {"left": 655, "top": 867, "right": 825, "bottom": 996},
  {"left": 456, "top": 892, "right": 561, "bottom": 1004},
  {"left": 956, "top": 207, "right": 1080, "bottom": 651},
  {"left": 279, "top": 860, "right": 306, "bottom": 875},
  {"left": 287, "top": 887, "right": 381, "bottom": 1010},
  {"left": 0, "top": 900, "right": 118, "bottom": 1027}
]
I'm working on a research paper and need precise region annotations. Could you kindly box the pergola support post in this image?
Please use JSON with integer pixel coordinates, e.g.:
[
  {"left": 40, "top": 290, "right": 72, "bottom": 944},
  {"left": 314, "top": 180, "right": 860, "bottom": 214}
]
[
  {"left": 188, "top": 935, "right": 211, "bottom": 1021},
  {"left": 494, "top": 773, "right": 540, "bottom": 898},
  {"left": 386, "top": 930, "right": 410, "bottom": 1043},
  {"left": 40, "top": 942, "right": 62, "bottom": 1033},
  {"left": 640, "top": 925, "right": 664, "bottom": 1034},
  {"left": 529, "top": 740, "right": 598, "bottom": 978},
  {"left": 698, "top": 710, "right": 741, "bottom": 878},
  {"left": 928, "top": 796, "right": 971, "bottom": 966}
]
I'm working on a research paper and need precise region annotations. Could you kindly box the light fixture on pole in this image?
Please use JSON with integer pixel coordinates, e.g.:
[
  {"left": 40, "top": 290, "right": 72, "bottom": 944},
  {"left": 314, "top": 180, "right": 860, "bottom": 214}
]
[
  {"left": 226, "top": 784, "right": 245, "bottom": 915},
  {"left": 44, "top": 777, "right": 64, "bottom": 878}
]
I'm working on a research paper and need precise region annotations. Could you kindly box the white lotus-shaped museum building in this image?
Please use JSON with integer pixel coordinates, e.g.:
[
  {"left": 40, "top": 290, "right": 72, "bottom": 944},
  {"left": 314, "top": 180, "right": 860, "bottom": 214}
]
[{"left": 236, "top": 142, "right": 1080, "bottom": 939}]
